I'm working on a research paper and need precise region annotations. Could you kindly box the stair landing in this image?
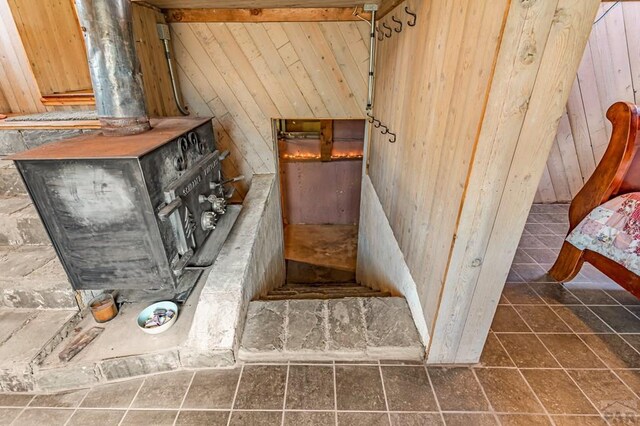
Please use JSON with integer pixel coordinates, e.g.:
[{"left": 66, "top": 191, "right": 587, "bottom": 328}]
[{"left": 239, "top": 297, "right": 424, "bottom": 362}]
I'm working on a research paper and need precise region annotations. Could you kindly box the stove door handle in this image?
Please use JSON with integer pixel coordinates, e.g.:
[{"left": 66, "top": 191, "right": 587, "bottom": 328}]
[{"left": 157, "top": 198, "right": 183, "bottom": 222}]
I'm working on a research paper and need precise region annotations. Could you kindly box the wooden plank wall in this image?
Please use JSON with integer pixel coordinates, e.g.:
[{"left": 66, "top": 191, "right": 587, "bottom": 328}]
[
  {"left": 0, "top": 0, "right": 47, "bottom": 114},
  {"left": 131, "top": 4, "right": 183, "bottom": 117},
  {"left": 535, "top": 1, "right": 640, "bottom": 203},
  {"left": 427, "top": 0, "right": 600, "bottom": 363},
  {"left": 366, "top": 0, "right": 510, "bottom": 329},
  {"left": 7, "top": 0, "right": 92, "bottom": 97},
  {"left": 0, "top": 0, "right": 182, "bottom": 116},
  {"left": 170, "top": 21, "right": 370, "bottom": 198}
]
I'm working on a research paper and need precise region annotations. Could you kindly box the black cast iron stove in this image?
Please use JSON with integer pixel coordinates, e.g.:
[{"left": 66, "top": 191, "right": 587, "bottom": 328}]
[{"left": 8, "top": 117, "right": 241, "bottom": 301}]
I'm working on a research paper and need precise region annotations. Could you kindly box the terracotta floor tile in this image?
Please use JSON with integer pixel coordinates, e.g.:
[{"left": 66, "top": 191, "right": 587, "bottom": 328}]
[
  {"left": 131, "top": 370, "right": 193, "bottom": 409},
  {"left": 514, "top": 305, "right": 571, "bottom": 333},
  {"left": 182, "top": 369, "right": 240, "bottom": 409},
  {"left": 29, "top": 388, "right": 87, "bottom": 408},
  {"left": 491, "top": 306, "right": 531, "bottom": 332},
  {"left": 335, "top": 365, "right": 386, "bottom": 411},
  {"left": 120, "top": 410, "right": 177, "bottom": 426},
  {"left": 381, "top": 366, "right": 438, "bottom": 412},
  {"left": 337, "top": 412, "right": 389, "bottom": 425},
  {"left": 529, "top": 283, "right": 581, "bottom": 304},
  {"left": 428, "top": 367, "right": 489, "bottom": 412},
  {"left": 513, "top": 249, "right": 536, "bottom": 264},
  {"left": 283, "top": 411, "right": 335, "bottom": 426},
  {"left": 622, "top": 335, "right": 640, "bottom": 352},
  {"left": 512, "top": 264, "right": 552, "bottom": 282},
  {"left": 480, "top": 333, "right": 514, "bottom": 367},
  {"left": 589, "top": 306, "right": 640, "bottom": 333},
  {"left": 441, "top": 413, "right": 497, "bottom": 425},
  {"left": 564, "top": 289, "right": 618, "bottom": 305},
  {"left": 175, "top": 411, "right": 229, "bottom": 426},
  {"left": 507, "top": 268, "right": 525, "bottom": 282},
  {"left": 498, "top": 414, "right": 551, "bottom": 425},
  {"left": 389, "top": 412, "right": 442, "bottom": 425},
  {"left": 0, "top": 408, "right": 22, "bottom": 425},
  {"left": 497, "top": 333, "right": 559, "bottom": 368},
  {"left": 286, "top": 365, "right": 334, "bottom": 410},
  {"left": 0, "top": 393, "right": 33, "bottom": 407},
  {"left": 11, "top": 408, "right": 73, "bottom": 426},
  {"left": 234, "top": 365, "right": 287, "bottom": 410},
  {"left": 580, "top": 335, "right": 640, "bottom": 369},
  {"left": 79, "top": 378, "right": 143, "bottom": 409},
  {"left": 65, "top": 409, "right": 125, "bottom": 426},
  {"left": 605, "top": 290, "right": 640, "bottom": 306},
  {"left": 524, "top": 248, "right": 558, "bottom": 264},
  {"left": 522, "top": 369, "right": 598, "bottom": 415},
  {"left": 229, "top": 411, "right": 283, "bottom": 426},
  {"left": 537, "top": 334, "right": 605, "bottom": 369},
  {"left": 502, "top": 283, "right": 545, "bottom": 304},
  {"left": 551, "top": 416, "right": 608, "bottom": 425},
  {"left": 552, "top": 306, "right": 614, "bottom": 333},
  {"left": 615, "top": 370, "right": 640, "bottom": 396},
  {"left": 475, "top": 368, "right": 544, "bottom": 413},
  {"left": 569, "top": 370, "right": 640, "bottom": 415}
]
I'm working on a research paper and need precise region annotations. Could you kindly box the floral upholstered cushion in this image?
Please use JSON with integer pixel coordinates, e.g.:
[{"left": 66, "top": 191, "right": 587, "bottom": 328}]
[{"left": 567, "top": 192, "right": 640, "bottom": 276}]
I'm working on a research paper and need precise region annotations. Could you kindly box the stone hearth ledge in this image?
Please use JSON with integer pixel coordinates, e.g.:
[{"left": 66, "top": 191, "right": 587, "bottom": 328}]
[{"left": 28, "top": 174, "right": 285, "bottom": 392}]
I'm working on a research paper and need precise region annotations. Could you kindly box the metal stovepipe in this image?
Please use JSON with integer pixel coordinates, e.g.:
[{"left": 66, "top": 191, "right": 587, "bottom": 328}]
[{"left": 75, "top": 0, "right": 151, "bottom": 136}]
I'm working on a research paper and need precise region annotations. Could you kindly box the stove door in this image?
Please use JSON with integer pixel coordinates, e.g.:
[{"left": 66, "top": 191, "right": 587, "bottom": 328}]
[{"left": 159, "top": 150, "right": 223, "bottom": 275}]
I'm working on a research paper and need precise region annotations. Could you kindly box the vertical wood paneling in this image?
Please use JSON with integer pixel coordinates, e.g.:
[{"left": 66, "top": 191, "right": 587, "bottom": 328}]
[
  {"left": 7, "top": 0, "right": 92, "bottom": 97},
  {"left": 172, "top": 21, "right": 370, "bottom": 197},
  {"left": 0, "top": 0, "right": 46, "bottom": 114},
  {"left": 428, "top": 0, "right": 600, "bottom": 363},
  {"left": 0, "top": 1, "right": 185, "bottom": 116},
  {"left": 366, "top": 0, "right": 510, "bottom": 329},
  {"left": 131, "top": 3, "right": 183, "bottom": 117},
  {"left": 536, "top": 1, "right": 640, "bottom": 202}
]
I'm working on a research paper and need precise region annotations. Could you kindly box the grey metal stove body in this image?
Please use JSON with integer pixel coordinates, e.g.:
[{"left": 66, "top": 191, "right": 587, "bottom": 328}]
[{"left": 10, "top": 117, "right": 240, "bottom": 301}]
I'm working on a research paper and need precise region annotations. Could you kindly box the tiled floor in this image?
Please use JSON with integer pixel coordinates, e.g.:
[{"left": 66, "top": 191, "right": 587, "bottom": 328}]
[{"left": 3, "top": 204, "right": 640, "bottom": 425}]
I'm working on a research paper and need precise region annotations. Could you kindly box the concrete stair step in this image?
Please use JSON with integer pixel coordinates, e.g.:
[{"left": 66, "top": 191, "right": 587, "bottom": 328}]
[
  {"left": 239, "top": 297, "right": 424, "bottom": 362},
  {"left": 0, "top": 246, "right": 76, "bottom": 309},
  {"left": 0, "top": 160, "right": 26, "bottom": 197},
  {"left": 0, "top": 195, "right": 50, "bottom": 246},
  {"left": 0, "top": 307, "right": 79, "bottom": 392}
]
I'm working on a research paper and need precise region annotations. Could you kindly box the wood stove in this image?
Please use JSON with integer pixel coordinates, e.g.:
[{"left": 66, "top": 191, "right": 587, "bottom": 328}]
[{"left": 8, "top": 117, "right": 240, "bottom": 301}]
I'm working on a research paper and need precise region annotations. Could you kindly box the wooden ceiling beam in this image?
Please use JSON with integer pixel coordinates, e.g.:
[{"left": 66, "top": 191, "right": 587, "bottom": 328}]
[
  {"left": 376, "top": 0, "right": 403, "bottom": 19},
  {"left": 165, "top": 7, "right": 371, "bottom": 22}
]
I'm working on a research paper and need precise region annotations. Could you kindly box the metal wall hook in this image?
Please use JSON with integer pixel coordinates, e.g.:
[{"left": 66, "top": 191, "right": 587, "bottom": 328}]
[
  {"left": 382, "top": 22, "right": 392, "bottom": 38},
  {"left": 373, "top": 118, "right": 382, "bottom": 128},
  {"left": 380, "top": 125, "right": 389, "bottom": 135},
  {"left": 406, "top": 7, "right": 417, "bottom": 26},
  {"left": 388, "top": 131, "right": 397, "bottom": 143},
  {"left": 376, "top": 26, "right": 384, "bottom": 41},
  {"left": 392, "top": 16, "right": 403, "bottom": 32},
  {"left": 366, "top": 113, "right": 374, "bottom": 123}
]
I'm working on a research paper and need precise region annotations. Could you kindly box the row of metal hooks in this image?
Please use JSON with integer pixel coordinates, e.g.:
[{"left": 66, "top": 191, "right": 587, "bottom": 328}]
[
  {"left": 367, "top": 113, "right": 396, "bottom": 143},
  {"left": 376, "top": 7, "right": 417, "bottom": 41}
]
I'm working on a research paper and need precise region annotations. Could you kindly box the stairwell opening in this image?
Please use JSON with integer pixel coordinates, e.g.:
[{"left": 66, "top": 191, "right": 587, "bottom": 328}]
[{"left": 265, "top": 118, "right": 386, "bottom": 300}]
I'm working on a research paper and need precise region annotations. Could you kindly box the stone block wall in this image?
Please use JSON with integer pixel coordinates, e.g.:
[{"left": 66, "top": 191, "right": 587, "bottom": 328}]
[{"left": 181, "top": 174, "right": 285, "bottom": 367}]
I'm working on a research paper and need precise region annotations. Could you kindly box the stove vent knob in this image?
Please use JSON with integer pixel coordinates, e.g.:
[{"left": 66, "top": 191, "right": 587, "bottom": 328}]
[
  {"left": 201, "top": 211, "right": 217, "bottom": 231},
  {"left": 198, "top": 194, "right": 227, "bottom": 214}
]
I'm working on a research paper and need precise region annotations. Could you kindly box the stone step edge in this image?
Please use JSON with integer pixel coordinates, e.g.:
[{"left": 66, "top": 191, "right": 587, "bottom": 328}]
[
  {"left": 0, "top": 309, "right": 80, "bottom": 392},
  {"left": 0, "top": 284, "right": 77, "bottom": 310},
  {"left": 238, "top": 346, "right": 424, "bottom": 362}
]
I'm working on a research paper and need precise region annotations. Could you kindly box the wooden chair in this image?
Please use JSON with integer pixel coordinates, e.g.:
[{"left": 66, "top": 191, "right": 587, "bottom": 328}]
[{"left": 549, "top": 102, "right": 640, "bottom": 298}]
